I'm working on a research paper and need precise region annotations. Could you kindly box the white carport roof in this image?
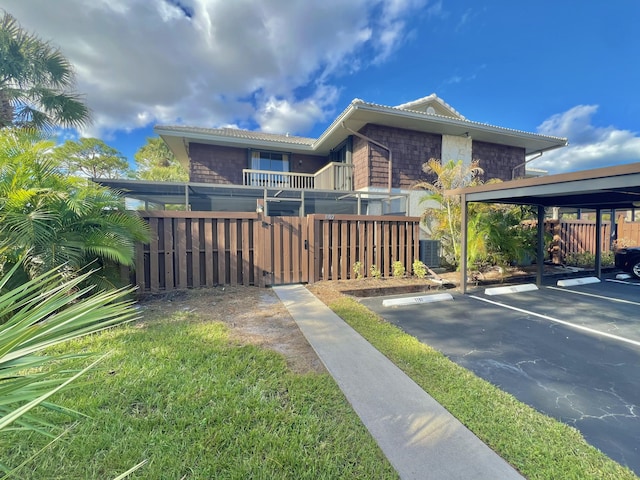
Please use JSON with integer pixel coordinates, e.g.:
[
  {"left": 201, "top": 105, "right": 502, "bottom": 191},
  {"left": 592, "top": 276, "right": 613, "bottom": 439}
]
[
  {"left": 450, "top": 162, "right": 640, "bottom": 210},
  {"left": 448, "top": 162, "right": 640, "bottom": 293}
]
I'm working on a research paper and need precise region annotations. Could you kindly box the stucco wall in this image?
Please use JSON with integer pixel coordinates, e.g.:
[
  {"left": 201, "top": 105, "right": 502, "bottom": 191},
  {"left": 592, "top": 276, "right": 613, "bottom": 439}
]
[{"left": 441, "top": 134, "right": 472, "bottom": 165}]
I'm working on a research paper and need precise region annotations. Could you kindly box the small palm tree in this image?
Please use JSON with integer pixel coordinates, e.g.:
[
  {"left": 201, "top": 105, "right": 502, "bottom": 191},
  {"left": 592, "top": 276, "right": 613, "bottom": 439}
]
[
  {"left": 414, "top": 158, "right": 484, "bottom": 267},
  {"left": 0, "top": 10, "right": 90, "bottom": 131},
  {"left": 0, "top": 129, "right": 150, "bottom": 288}
]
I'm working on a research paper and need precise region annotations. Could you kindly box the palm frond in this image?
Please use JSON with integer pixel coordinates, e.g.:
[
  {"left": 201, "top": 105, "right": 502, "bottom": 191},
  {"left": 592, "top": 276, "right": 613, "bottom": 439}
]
[{"left": 0, "top": 262, "right": 138, "bottom": 436}]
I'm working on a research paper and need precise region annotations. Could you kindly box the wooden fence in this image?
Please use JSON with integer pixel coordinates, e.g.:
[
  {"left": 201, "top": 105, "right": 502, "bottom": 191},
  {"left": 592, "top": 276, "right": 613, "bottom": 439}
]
[
  {"left": 132, "top": 212, "right": 421, "bottom": 292},
  {"left": 546, "top": 218, "right": 640, "bottom": 263}
]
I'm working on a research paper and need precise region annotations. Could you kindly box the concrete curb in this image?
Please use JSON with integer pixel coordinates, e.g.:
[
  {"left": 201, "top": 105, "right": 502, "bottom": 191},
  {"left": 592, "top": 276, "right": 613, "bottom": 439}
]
[
  {"left": 557, "top": 276, "right": 601, "bottom": 287},
  {"left": 382, "top": 293, "right": 453, "bottom": 307},
  {"left": 485, "top": 283, "right": 538, "bottom": 296}
]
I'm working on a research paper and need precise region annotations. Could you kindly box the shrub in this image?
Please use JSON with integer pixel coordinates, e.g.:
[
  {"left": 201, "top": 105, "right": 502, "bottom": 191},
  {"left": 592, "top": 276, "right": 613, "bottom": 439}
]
[
  {"left": 412, "top": 260, "right": 428, "bottom": 279},
  {"left": 392, "top": 261, "right": 405, "bottom": 277},
  {"left": 369, "top": 264, "right": 381, "bottom": 279},
  {"left": 352, "top": 261, "right": 363, "bottom": 279},
  {"left": 0, "top": 263, "right": 137, "bottom": 439},
  {"left": 565, "top": 251, "right": 614, "bottom": 267}
]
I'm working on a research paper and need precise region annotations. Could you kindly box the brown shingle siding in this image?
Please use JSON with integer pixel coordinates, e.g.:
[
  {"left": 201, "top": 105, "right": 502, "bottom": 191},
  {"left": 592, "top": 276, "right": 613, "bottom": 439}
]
[
  {"left": 189, "top": 143, "right": 328, "bottom": 184},
  {"left": 472, "top": 141, "right": 524, "bottom": 181},
  {"left": 189, "top": 143, "right": 246, "bottom": 184},
  {"left": 352, "top": 135, "right": 370, "bottom": 190},
  {"left": 291, "top": 153, "right": 327, "bottom": 174},
  {"left": 356, "top": 124, "right": 441, "bottom": 189},
  {"left": 186, "top": 127, "right": 525, "bottom": 189}
]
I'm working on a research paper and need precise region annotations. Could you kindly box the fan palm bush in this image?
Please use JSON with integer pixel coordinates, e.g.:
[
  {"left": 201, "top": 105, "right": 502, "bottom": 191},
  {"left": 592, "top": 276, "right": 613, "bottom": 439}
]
[
  {"left": 0, "top": 262, "right": 139, "bottom": 474},
  {"left": 416, "top": 158, "right": 542, "bottom": 270},
  {"left": 0, "top": 129, "right": 150, "bottom": 289}
]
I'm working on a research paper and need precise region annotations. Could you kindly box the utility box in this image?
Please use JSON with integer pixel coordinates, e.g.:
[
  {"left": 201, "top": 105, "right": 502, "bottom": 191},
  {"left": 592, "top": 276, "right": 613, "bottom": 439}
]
[{"left": 419, "top": 240, "right": 441, "bottom": 268}]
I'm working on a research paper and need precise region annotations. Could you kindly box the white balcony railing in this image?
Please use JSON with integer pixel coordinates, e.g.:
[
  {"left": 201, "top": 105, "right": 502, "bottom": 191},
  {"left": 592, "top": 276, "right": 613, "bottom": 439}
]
[
  {"left": 243, "top": 162, "right": 353, "bottom": 191},
  {"left": 314, "top": 162, "right": 353, "bottom": 190},
  {"left": 242, "top": 169, "right": 314, "bottom": 189}
]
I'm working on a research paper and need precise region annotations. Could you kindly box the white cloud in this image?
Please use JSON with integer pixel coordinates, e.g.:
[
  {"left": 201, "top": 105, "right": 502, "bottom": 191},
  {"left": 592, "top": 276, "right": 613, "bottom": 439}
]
[
  {"left": 3, "top": 0, "right": 430, "bottom": 139},
  {"left": 533, "top": 105, "right": 640, "bottom": 174},
  {"left": 372, "top": 0, "right": 428, "bottom": 63},
  {"left": 256, "top": 84, "right": 340, "bottom": 135}
]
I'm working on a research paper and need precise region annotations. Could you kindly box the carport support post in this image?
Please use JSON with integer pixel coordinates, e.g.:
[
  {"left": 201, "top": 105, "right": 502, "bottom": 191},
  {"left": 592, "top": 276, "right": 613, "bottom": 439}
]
[
  {"left": 536, "top": 205, "right": 545, "bottom": 287},
  {"left": 460, "top": 194, "right": 468, "bottom": 294},
  {"left": 595, "top": 208, "right": 602, "bottom": 278}
]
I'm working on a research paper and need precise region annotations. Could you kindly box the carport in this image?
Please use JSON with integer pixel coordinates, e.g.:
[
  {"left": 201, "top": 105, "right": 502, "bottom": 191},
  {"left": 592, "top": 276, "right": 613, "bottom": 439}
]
[{"left": 450, "top": 162, "right": 640, "bottom": 293}]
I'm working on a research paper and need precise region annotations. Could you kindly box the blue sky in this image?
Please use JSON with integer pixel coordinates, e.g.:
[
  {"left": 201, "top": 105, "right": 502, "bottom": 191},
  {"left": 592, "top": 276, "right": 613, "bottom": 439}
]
[{"left": 5, "top": 0, "right": 640, "bottom": 174}]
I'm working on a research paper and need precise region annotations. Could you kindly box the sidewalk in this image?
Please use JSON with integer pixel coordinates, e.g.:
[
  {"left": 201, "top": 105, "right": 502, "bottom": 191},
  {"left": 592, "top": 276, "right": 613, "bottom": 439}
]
[{"left": 273, "top": 284, "right": 524, "bottom": 480}]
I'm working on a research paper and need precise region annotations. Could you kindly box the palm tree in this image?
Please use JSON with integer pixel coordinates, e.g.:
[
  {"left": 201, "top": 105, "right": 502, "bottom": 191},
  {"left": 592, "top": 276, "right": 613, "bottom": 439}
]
[
  {"left": 0, "top": 130, "right": 149, "bottom": 478},
  {"left": 0, "top": 129, "right": 150, "bottom": 289},
  {"left": 414, "top": 158, "right": 485, "bottom": 267},
  {"left": 0, "top": 10, "right": 90, "bottom": 131}
]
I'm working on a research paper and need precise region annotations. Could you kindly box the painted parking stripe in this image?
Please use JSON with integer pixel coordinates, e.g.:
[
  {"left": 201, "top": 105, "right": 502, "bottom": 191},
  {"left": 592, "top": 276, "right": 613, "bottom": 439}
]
[
  {"left": 606, "top": 279, "right": 640, "bottom": 287},
  {"left": 469, "top": 295, "right": 640, "bottom": 349},
  {"left": 546, "top": 286, "right": 640, "bottom": 306}
]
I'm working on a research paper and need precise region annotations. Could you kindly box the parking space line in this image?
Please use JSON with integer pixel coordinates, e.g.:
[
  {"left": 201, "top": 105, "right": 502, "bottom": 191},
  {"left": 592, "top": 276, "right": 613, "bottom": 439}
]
[
  {"left": 546, "top": 286, "right": 640, "bottom": 306},
  {"left": 469, "top": 295, "right": 640, "bottom": 349},
  {"left": 606, "top": 279, "right": 640, "bottom": 287}
]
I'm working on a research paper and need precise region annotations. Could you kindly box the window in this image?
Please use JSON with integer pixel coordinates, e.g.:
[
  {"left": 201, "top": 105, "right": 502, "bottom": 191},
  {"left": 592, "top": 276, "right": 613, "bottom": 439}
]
[
  {"left": 329, "top": 136, "right": 352, "bottom": 163},
  {"left": 251, "top": 151, "right": 289, "bottom": 172},
  {"left": 248, "top": 151, "right": 290, "bottom": 187}
]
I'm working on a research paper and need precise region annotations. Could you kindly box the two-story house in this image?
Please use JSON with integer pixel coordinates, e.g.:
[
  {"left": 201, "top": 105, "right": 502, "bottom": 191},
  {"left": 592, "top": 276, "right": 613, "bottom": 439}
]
[
  {"left": 99, "top": 94, "right": 567, "bottom": 216},
  {"left": 94, "top": 94, "right": 568, "bottom": 288}
]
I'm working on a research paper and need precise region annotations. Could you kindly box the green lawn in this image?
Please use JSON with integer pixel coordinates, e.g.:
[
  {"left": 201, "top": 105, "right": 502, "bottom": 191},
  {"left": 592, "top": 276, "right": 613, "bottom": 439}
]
[
  {"left": 0, "top": 310, "right": 397, "bottom": 479},
  {"left": 328, "top": 296, "right": 639, "bottom": 480},
  {"left": 3, "top": 290, "right": 639, "bottom": 480}
]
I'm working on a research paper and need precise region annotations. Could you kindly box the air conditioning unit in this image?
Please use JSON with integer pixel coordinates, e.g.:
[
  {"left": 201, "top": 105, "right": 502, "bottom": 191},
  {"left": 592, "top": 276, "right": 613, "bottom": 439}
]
[{"left": 419, "top": 240, "right": 441, "bottom": 267}]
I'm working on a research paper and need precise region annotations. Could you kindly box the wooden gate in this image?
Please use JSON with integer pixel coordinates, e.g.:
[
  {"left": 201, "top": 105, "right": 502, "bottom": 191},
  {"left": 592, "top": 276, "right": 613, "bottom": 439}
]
[
  {"left": 257, "top": 216, "right": 309, "bottom": 286},
  {"left": 133, "top": 212, "right": 421, "bottom": 292}
]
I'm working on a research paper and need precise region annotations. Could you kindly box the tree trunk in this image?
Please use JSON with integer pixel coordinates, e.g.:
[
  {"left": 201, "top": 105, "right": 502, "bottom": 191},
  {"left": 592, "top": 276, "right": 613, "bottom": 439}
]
[{"left": 0, "top": 91, "right": 14, "bottom": 128}]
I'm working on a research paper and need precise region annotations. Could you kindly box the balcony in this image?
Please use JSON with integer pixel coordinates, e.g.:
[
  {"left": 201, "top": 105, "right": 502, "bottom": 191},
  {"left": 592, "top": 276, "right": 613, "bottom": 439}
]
[{"left": 243, "top": 162, "right": 353, "bottom": 191}]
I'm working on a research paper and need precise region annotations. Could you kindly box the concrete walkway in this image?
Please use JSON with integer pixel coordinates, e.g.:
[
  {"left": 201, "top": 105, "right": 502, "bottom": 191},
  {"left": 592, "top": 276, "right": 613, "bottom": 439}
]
[{"left": 273, "top": 284, "right": 524, "bottom": 480}]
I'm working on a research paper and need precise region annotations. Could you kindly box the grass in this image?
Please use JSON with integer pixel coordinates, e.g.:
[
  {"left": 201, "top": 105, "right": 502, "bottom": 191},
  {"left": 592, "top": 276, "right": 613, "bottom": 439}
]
[
  {"left": 328, "top": 296, "right": 639, "bottom": 480},
  {"left": 0, "top": 310, "right": 398, "bottom": 479}
]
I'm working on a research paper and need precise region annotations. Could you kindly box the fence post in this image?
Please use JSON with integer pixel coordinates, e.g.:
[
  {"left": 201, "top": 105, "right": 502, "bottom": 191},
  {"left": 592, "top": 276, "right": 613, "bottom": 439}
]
[{"left": 546, "top": 220, "right": 562, "bottom": 264}]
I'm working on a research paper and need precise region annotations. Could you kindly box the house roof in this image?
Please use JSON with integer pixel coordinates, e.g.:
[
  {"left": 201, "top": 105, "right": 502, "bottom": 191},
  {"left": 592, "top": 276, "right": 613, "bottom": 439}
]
[
  {"left": 394, "top": 93, "right": 465, "bottom": 119},
  {"left": 155, "top": 94, "right": 568, "bottom": 169}
]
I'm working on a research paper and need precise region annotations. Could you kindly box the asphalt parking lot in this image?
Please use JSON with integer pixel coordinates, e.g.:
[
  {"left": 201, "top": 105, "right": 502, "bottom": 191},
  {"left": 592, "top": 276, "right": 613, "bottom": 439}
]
[{"left": 360, "top": 273, "right": 640, "bottom": 475}]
